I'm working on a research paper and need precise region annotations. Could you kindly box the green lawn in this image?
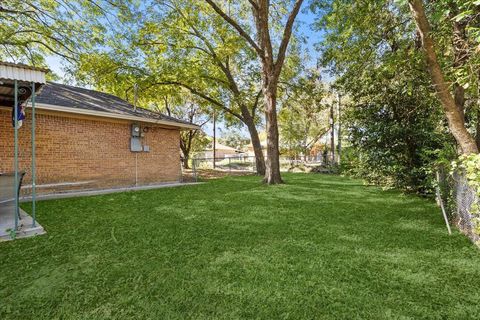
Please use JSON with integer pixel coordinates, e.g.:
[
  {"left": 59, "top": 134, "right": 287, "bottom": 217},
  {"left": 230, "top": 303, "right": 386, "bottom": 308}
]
[{"left": 1, "top": 174, "right": 480, "bottom": 319}]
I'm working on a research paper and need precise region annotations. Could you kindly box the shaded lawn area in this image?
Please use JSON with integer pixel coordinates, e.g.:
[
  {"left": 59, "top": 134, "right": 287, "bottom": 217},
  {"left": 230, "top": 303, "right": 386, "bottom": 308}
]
[{"left": 1, "top": 173, "right": 480, "bottom": 319}]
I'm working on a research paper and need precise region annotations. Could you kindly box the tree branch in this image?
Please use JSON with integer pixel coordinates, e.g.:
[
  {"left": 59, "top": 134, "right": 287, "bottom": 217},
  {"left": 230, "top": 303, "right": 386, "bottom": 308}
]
[
  {"left": 205, "top": 0, "right": 263, "bottom": 56},
  {"left": 2, "top": 39, "right": 74, "bottom": 61},
  {"left": 251, "top": 88, "right": 262, "bottom": 118},
  {"left": 148, "top": 81, "right": 244, "bottom": 121},
  {"left": 0, "top": 6, "right": 35, "bottom": 15},
  {"left": 408, "top": 0, "right": 478, "bottom": 154},
  {"left": 248, "top": 0, "right": 259, "bottom": 11},
  {"left": 274, "top": 0, "right": 304, "bottom": 78}
]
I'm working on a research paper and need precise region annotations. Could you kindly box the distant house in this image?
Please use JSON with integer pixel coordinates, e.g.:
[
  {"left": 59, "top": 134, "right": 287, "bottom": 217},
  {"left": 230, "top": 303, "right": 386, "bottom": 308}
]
[
  {"left": 0, "top": 79, "right": 199, "bottom": 195},
  {"left": 246, "top": 140, "right": 267, "bottom": 158},
  {"left": 198, "top": 142, "right": 241, "bottom": 159}
]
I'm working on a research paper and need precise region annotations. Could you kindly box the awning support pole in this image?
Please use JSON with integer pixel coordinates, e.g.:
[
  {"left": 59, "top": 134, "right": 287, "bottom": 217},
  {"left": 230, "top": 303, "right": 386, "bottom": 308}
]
[
  {"left": 31, "top": 82, "right": 36, "bottom": 227},
  {"left": 14, "top": 80, "right": 19, "bottom": 231}
]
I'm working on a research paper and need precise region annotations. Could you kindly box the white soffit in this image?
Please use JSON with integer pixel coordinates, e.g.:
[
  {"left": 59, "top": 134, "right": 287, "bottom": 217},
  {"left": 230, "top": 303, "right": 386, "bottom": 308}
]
[{"left": 0, "top": 62, "right": 48, "bottom": 84}]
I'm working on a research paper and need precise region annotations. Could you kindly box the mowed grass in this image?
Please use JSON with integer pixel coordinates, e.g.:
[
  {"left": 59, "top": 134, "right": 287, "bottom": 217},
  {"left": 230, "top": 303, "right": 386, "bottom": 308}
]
[{"left": 1, "top": 173, "right": 480, "bottom": 319}]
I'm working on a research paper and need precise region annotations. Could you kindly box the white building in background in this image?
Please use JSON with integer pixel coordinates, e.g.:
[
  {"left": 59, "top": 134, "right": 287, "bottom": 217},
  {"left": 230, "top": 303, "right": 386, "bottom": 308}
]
[
  {"left": 198, "top": 142, "right": 242, "bottom": 159},
  {"left": 245, "top": 140, "right": 267, "bottom": 158}
]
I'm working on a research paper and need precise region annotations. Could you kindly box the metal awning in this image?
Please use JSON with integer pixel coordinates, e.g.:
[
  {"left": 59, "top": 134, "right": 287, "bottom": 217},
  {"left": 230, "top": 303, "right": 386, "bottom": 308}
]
[
  {"left": 0, "top": 62, "right": 48, "bottom": 106},
  {"left": 0, "top": 61, "right": 48, "bottom": 83},
  {"left": 0, "top": 61, "right": 49, "bottom": 240}
]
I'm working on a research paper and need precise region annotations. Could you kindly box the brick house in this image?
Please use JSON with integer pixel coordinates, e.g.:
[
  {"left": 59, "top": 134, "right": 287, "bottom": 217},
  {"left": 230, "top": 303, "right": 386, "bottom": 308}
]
[{"left": 0, "top": 82, "right": 199, "bottom": 195}]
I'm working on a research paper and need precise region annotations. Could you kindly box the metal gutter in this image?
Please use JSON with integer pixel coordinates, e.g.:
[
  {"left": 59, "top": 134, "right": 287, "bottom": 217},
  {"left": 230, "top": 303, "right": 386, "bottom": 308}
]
[{"left": 31, "top": 103, "right": 200, "bottom": 130}]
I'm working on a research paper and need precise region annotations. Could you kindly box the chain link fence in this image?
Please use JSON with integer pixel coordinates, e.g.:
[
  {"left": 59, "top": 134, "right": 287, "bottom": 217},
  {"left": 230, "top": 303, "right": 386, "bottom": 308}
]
[
  {"left": 438, "top": 169, "right": 480, "bottom": 244},
  {"left": 180, "top": 155, "right": 337, "bottom": 182},
  {"left": 180, "top": 156, "right": 257, "bottom": 182},
  {"left": 181, "top": 157, "right": 480, "bottom": 244},
  {"left": 452, "top": 172, "right": 480, "bottom": 243},
  {"left": 194, "top": 156, "right": 258, "bottom": 172}
]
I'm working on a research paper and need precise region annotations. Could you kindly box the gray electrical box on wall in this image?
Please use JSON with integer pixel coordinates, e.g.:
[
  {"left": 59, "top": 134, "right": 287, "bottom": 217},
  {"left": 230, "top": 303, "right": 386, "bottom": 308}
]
[
  {"left": 131, "top": 123, "right": 142, "bottom": 152},
  {"left": 131, "top": 123, "right": 141, "bottom": 137},
  {"left": 131, "top": 138, "right": 142, "bottom": 152}
]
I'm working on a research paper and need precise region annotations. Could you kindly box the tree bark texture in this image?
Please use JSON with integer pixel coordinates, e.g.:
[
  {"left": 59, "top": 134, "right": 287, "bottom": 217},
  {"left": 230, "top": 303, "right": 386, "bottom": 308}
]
[
  {"left": 243, "top": 112, "right": 266, "bottom": 175},
  {"left": 263, "top": 79, "right": 282, "bottom": 183},
  {"left": 408, "top": 0, "right": 478, "bottom": 154}
]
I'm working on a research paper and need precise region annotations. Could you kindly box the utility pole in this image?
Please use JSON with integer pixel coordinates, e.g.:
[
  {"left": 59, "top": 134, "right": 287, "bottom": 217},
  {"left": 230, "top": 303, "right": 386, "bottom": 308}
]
[
  {"left": 213, "top": 109, "right": 216, "bottom": 169},
  {"left": 133, "top": 83, "right": 138, "bottom": 186},
  {"left": 133, "top": 83, "right": 138, "bottom": 113},
  {"left": 330, "top": 102, "right": 335, "bottom": 164},
  {"left": 337, "top": 93, "right": 341, "bottom": 165}
]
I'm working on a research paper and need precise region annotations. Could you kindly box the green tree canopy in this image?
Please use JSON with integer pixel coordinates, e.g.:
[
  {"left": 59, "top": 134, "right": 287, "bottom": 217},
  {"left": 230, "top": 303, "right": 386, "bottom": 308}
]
[
  {"left": 0, "top": 0, "right": 131, "bottom": 68},
  {"left": 309, "top": 0, "right": 476, "bottom": 191},
  {"left": 72, "top": 0, "right": 307, "bottom": 176},
  {"left": 278, "top": 69, "right": 329, "bottom": 157}
]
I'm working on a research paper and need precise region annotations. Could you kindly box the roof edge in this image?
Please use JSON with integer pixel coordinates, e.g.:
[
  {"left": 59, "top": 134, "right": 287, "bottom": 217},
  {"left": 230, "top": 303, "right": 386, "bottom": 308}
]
[
  {"left": 0, "top": 61, "right": 50, "bottom": 73},
  {"left": 34, "top": 103, "right": 201, "bottom": 130}
]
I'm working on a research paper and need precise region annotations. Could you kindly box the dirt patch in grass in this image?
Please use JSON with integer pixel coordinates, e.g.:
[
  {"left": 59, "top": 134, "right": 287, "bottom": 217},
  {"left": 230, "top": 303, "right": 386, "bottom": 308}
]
[{"left": 182, "top": 169, "right": 255, "bottom": 181}]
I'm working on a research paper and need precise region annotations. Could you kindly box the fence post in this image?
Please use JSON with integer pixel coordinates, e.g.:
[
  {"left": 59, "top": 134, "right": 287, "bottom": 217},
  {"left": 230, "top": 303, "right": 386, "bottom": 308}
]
[
  {"left": 180, "top": 159, "right": 183, "bottom": 183},
  {"left": 436, "top": 170, "right": 452, "bottom": 235},
  {"left": 31, "top": 82, "right": 37, "bottom": 227},
  {"left": 193, "top": 158, "right": 198, "bottom": 182},
  {"left": 13, "top": 79, "right": 19, "bottom": 232}
]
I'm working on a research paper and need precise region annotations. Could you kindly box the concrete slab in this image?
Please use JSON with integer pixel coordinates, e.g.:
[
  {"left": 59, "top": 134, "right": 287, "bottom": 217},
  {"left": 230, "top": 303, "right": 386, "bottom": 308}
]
[
  {"left": 20, "top": 182, "right": 204, "bottom": 202},
  {"left": 0, "top": 209, "right": 46, "bottom": 241}
]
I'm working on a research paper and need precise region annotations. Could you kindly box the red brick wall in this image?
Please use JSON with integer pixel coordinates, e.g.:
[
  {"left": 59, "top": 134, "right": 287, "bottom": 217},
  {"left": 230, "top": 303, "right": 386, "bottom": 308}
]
[{"left": 0, "top": 108, "right": 181, "bottom": 194}]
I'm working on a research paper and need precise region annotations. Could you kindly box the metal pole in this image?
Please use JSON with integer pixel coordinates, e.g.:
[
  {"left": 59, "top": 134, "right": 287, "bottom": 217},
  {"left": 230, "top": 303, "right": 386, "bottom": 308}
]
[
  {"left": 193, "top": 158, "right": 198, "bottom": 182},
  {"left": 134, "top": 83, "right": 138, "bottom": 113},
  {"left": 14, "top": 80, "right": 19, "bottom": 231},
  {"left": 337, "top": 93, "right": 342, "bottom": 166},
  {"left": 180, "top": 157, "right": 184, "bottom": 183},
  {"left": 330, "top": 102, "right": 335, "bottom": 164},
  {"left": 213, "top": 110, "right": 216, "bottom": 169},
  {"left": 135, "top": 153, "right": 138, "bottom": 187},
  {"left": 31, "top": 82, "right": 36, "bottom": 227},
  {"left": 436, "top": 171, "right": 452, "bottom": 235}
]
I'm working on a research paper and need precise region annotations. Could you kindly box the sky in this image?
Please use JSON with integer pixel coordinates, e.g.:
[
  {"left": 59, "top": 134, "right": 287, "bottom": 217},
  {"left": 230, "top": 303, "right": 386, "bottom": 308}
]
[
  {"left": 44, "top": 6, "right": 325, "bottom": 138},
  {"left": 45, "top": 55, "right": 64, "bottom": 78}
]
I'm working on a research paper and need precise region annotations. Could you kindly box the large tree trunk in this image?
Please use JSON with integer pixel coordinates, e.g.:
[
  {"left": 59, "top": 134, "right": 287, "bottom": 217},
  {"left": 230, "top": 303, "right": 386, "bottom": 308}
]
[
  {"left": 476, "top": 109, "right": 480, "bottom": 149},
  {"left": 183, "top": 155, "right": 190, "bottom": 169},
  {"left": 263, "top": 80, "right": 283, "bottom": 184},
  {"left": 180, "top": 131, "right": 193, "bottom": 169},
  {"left": 255, "top": 0, "right": 284, "bottom": 185},
  {"left": 477, "top": 76, "right": 480, "bottom": 149},
  {"left": 330, "top": 103, "right": 335, "bottom": 164},
  {"left": 180, "top": 143, "right": 191, "bottom": 169},
  {"left": 243, "top": 115, "right": 266, "bottom": 175},
  {"left": 204, "top": 0, "right": 303, "bottom": 183},
  {"left": 408, "top": 0, "right": 478, "bottom": 154}
]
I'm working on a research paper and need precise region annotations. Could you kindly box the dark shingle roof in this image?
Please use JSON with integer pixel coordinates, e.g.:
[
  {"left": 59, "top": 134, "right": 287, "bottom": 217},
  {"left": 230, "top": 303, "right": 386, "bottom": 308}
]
[{"left": 36, "top": 82, "right": 195, "bottom": 127}]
